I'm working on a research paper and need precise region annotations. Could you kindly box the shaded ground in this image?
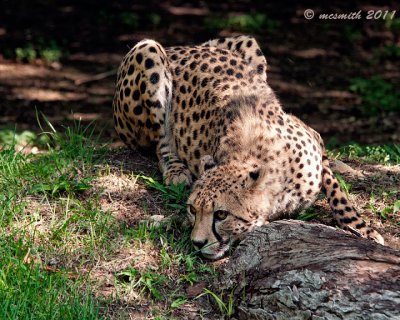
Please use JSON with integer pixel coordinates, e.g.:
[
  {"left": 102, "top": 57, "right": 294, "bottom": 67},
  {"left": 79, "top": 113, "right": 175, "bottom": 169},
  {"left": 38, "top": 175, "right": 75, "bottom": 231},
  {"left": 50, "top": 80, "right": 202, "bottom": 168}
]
[{"left": 1, "top": 1, "right": 399, "bottom": 144}]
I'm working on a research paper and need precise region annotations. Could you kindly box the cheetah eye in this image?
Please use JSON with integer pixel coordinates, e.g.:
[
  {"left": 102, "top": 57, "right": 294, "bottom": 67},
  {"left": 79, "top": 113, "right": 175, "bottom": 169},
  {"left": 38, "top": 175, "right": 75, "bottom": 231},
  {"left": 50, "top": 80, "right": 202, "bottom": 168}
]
[
  {"left": 187, "top": 204, "right": 196, "bottom": 215},
  {"left": 214, "top": 210, "right": 229, "bottom": 221}
]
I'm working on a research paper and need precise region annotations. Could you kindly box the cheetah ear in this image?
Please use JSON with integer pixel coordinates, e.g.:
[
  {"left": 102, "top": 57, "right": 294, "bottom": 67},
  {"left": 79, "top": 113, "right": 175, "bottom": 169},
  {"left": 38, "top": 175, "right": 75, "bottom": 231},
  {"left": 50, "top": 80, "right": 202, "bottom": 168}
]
[
  {"left": 246, "top": 167, "right": 267, "bottom": 190},
  {"left": 199, "top": 155, "right": 216, "bottom": 175}
]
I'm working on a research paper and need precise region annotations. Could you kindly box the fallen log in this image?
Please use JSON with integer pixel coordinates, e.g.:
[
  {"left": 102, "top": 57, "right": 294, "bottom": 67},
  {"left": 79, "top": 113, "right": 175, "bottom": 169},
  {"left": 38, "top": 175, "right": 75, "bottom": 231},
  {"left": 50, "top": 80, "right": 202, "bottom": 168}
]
[{"left": 214, "top": 220, "right": 400, "bottom": 320}]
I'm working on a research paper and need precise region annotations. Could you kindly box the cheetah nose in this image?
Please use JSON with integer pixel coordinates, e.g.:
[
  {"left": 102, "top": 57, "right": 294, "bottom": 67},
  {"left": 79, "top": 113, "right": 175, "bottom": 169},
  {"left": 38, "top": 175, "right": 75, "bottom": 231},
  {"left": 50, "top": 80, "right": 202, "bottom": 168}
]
[{"left": 192, "top": 239, "right": 208, "bottom": 249}]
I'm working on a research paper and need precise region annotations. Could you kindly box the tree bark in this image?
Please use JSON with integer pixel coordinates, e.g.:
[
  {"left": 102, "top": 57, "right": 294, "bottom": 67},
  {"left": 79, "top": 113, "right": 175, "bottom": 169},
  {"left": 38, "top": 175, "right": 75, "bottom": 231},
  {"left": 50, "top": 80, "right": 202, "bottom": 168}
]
[{"left": 215, "top": 220, "right": 400, "bottom": 320}]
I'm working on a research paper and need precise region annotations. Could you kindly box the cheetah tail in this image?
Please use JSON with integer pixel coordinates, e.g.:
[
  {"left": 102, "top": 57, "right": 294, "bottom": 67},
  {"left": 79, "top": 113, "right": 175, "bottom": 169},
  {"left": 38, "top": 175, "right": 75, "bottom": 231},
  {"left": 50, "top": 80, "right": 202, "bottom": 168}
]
[{"left": 321, "top": 154, "right": 384, "bottom": 245}]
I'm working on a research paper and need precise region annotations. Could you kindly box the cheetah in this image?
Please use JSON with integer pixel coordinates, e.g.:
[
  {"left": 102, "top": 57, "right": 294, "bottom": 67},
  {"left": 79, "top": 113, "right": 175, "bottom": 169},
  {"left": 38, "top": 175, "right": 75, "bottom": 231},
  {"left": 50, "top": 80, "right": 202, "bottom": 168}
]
[{"left": 113, "top": 35, "right": 384, "bottom": 260}]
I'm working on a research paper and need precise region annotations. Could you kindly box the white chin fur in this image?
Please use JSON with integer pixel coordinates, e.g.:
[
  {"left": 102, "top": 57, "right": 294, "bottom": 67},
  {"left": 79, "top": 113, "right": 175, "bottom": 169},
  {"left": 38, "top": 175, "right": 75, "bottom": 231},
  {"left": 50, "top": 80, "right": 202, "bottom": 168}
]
[{"left": 201, "top": 247, "right": 228, "bottom": 260}]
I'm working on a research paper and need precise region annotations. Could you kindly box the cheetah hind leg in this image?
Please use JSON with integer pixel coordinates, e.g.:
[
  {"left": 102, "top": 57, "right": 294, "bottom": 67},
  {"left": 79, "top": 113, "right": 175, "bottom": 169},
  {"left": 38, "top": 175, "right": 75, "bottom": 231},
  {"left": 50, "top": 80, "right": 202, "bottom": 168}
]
[
  {"left": 117, "top": 39, "right": 191, "bottom": 185},
  {"left": 321, "top": 154, "right": 384, "bottom": 244}
]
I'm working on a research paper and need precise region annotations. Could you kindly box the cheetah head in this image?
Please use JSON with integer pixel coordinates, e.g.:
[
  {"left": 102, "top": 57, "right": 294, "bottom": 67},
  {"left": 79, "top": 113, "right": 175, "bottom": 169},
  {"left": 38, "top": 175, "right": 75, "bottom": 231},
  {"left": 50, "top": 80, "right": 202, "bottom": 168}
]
[{"left": 187, "top": 155, "right": 271, "bottom": 260}]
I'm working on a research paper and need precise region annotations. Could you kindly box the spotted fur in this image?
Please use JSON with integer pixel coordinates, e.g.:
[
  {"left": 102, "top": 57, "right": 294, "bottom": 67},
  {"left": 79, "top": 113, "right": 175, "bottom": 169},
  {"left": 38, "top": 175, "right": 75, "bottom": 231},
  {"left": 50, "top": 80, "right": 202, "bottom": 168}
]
[{"left": 113, "top": 36, "right": 384, "bottom": 260}]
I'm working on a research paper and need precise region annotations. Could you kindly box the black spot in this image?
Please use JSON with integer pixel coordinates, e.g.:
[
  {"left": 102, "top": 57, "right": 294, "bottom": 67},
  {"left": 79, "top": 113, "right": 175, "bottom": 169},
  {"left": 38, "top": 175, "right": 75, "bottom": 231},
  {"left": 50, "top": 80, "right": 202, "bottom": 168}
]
[
  {"left": 249, "top": 169, "right": 260, "bottom": 181},
  {"left": 154, "top": 100, "right": 162, "bottom": 108},
  {"left": 136, "top": 53, "right": 143, "bottom": 64},
  {"left": 133, "top": 105, "right": 143, "bottom": 115},
  {"left": 355, "top": 221, "right": 366, "bottom": 229},
  {"left": 119, "top": 133, "right": 127, "bottom": 142},
  {"left": 256, "top": 49, "right": 263, "bottom": 56},
  {"left": 332, "top": 198, "right": 339, "bottom": 206},
  {"left": 149, "top": 46, "right": 157, "bottom": 53},
  {"left": 135, "top": 73, "right": 141, "bottom": 85},
  {"left": 132, "top": 90, "right": 140, "bottom": 100},
  {"left": 200, "top": 63, "right": 208, "bottom": 72},
  {"left": 145, "top": 58, "right": 154, "bottom": 69},
  {"left": 332, "top": 182, "right": 339, "bottom": 189},
  {"left": 194, "top": 150, "right": 201, "bottom": 159},
  {"left": 124, "top": 87, "right": 131, "bottom": 97},
  {"left": 117, "top": 117, "right": 124, "bottom": 129},
  {"left": 342, "top": 216, "right": 358, "bottom": 224},
  {"left": 123, "top": 104, "right": 129, "bottom": 113},
  {"left": 219, "top": 56, "right": 227, "bottom": 62},
  {"left": 180, "top": 58, "right": 188, "bottom": 66},
  {"left": 145, "top": 119, "right": 152, "bottom": 128},
  {"left": 190, "top": 61, "right": 197, "bottom": 70},
  {"left": 246, "top": 40, "right": 253, "bottom": 47},
  {"left": 214, "top": 66, "right": 222, "bottom": 73},
  {"left": 126, "top": 121, "right": 133, "bottom": 132},
  {"left": 227, "top": 68, "right": 234, "bottom": 76},
  {"left": 340, "top": 197, "right": 348, "bottom": 205},
  {"left": 150, "top": 72, "right": 159, "bottom": 84},
  {"left": 140, "top": 81, "right": 147, "bottom": 94},
  {"left": 235, "top": 73, "right": 243, "bottom": 79},
  {"left": 183, "top": 71, "right": 189, "bottom": 81},
  {"left": 127, "top": 65, "right": 135, "bottom": 75},
  {"left": 235, "top": 41, "right": 243, "bottom": 50},
  {"left": 192, "top": 112, "right": 200, "bottom": 122}
]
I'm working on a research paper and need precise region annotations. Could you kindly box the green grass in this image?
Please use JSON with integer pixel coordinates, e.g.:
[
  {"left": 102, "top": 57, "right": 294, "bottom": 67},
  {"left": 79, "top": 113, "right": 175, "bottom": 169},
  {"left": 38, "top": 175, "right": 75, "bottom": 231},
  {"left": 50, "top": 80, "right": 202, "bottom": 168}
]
[
  {"left": 138, "top": 175, "right": 190, "bottom": 212},
  {"left": 349, "top": 76, "right": 400, "bottom": 115},
  {"left": 14, "top": 41, "right": 63, "bottom": 64},
  {"left": 329, "top": 143, "right": 400, "bottom": 164},
  {"left": 198, "top": 288, "right": 235, "bottom": 318},
  {"left": 0, "top": 122, "right": 107, "bottom": 318},
  {"left": 205, "top": 13, "right": 278, "bottom": 33},
  {"left": 0, "top": 118, "right": 219, "bottom": 317},
  {"left": 0, "top": 128, "right": 50, "bottom": 148},
  {"left": 296, "top": 208, "right": 320, "bottom": 221},
  {"left": 376, "top": 43, "right": 400, "bottom": 59},
  {"left": 0, "top": 235, "right": 99, "bottom": 319}
]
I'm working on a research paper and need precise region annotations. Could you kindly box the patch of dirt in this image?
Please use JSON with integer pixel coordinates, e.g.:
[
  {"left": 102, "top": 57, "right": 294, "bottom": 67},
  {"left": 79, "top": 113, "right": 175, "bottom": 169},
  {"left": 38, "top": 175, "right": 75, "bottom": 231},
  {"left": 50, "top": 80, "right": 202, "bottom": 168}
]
[{"left": 90, "top": 173, "right": 162, "bottom": 226}]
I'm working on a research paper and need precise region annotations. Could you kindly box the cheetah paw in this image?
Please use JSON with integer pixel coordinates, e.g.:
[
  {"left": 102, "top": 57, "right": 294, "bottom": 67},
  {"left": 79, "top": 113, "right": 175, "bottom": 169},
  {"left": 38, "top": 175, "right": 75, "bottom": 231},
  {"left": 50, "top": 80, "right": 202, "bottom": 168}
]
[
  {"left": 164, "top": 169, "right": 192, "bottom": 186},
  {"left": 367, "top": 229, "right": 385, "bottom": 245},
  {"left": 348, "top": 226, "right": 385, "bottom": 245}
]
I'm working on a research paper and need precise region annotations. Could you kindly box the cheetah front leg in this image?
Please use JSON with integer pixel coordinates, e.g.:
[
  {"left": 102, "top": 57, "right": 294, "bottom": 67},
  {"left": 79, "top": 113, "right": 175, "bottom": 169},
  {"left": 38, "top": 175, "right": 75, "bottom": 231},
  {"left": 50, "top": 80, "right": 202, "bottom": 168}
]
[
  {"left": 157, "top": 138, "right": 193, "bottom": 186},
  {"left": 321, "top": 154, "right": 384, "bottom": 244}
]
